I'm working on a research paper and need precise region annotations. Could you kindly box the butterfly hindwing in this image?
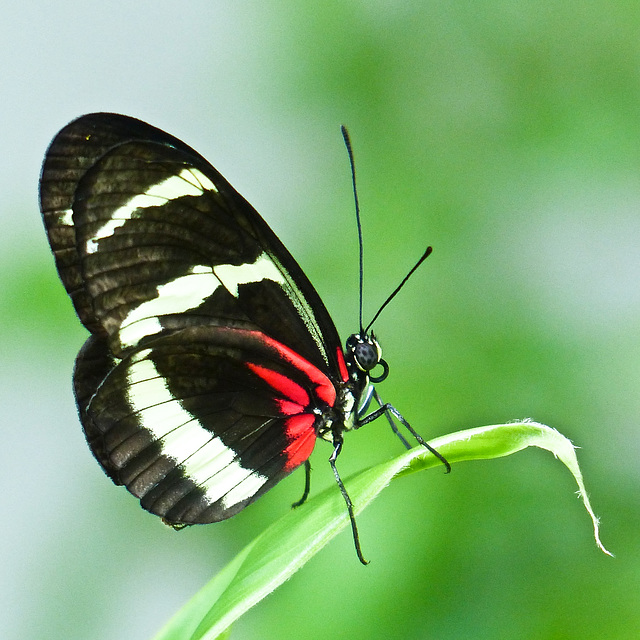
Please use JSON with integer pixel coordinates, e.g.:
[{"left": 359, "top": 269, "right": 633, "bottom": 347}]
[{"left": 75, "top": 325, "right": 335, "bottom": 523}]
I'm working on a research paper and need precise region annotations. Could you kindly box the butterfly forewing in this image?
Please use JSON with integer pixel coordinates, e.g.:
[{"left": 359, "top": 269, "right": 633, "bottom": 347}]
[
  {"left": 41, "top": 113, "right": 342, "bottom": 369},
  {"left": 41, "top": 113, "right": 350, "bottom": 524}
]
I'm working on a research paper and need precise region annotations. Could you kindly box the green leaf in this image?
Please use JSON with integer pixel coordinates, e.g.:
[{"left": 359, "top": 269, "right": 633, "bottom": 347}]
[{"left": 152, "top": 421, "right": 611, "bottom": 640}]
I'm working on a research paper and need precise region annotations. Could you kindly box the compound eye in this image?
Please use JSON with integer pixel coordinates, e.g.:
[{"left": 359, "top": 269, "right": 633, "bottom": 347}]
[{"left": 355, "top": 342, "right": 379, "bottom": 371}]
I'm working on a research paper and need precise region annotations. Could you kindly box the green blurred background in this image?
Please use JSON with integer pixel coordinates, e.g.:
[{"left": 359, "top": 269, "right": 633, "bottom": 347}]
[{"left": 1, "top": 2, "right": 637, "bottom": 639}]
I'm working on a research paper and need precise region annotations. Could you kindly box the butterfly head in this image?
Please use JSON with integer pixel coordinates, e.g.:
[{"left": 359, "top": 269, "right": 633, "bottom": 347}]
[{"left": 345, "top": 332, "right": 389, "bottom": 384}]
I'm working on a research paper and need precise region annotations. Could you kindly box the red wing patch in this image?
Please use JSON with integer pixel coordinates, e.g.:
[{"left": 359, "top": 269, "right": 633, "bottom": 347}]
[
  {"left": 246, "top": 361, "right": 320, "bottom": 471},
  {"left": 336, "top": 347, "right": 349, "bottom": 383},
  {"left": 245, "top": 337, "right": 337, "bottom": 472},
  {"left": 282, "top": 414, "right": 317, "bottom": 471},
  {"left": 256, "top": 333, "right": 337, "bottom": 406},
  {"left": 245, "top": 362, "right": 309, "bottom": 410}
]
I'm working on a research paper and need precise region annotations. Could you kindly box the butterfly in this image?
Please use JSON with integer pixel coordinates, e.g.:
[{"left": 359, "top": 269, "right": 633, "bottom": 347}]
[{"left": 39, "top": 113, "right": 448, "bottom": 563}]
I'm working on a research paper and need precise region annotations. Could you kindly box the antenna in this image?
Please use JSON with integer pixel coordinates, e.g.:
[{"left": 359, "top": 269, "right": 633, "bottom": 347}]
[
  {"left": 341, "top": 125, "right": 365, "bottom": 334},
  {"left": 364, "top": 246, "right": 433, "bottom": 334},
  {"left": 341, "top": 126, "right": 432, "bottom": 336}
]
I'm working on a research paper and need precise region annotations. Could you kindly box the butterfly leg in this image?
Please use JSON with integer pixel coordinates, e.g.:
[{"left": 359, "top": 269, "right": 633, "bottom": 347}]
[
  {"left": 329, "top": 433, "right": 369, "bottom": 565},
  {"left": 291, "top": 460, "right": 312, "bottom": 509},
  {"left": 366, "top": 387, "right": 412, "bottom": 449},
  {"left": 357, "top": 390, "right": 451, "bottom": 473},
  {"left": 356, "top": 384, "right": 411, "bottom": 448}
]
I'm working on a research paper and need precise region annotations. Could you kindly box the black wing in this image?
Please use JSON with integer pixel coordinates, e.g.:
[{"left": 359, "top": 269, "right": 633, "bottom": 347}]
[{"left": 40, "top": 113, "right": 348, "bottom": 522}]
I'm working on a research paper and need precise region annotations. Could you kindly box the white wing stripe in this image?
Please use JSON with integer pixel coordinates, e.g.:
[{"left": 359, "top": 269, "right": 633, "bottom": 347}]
[
  {"left": 214, "top": 251, "right": 329, "bottom": 363},
  {"left": 125, "top": 354, "right": 267, "bottom": 506},
  {"left": 86, "top": 168, "right": 216, "bottom": 254},
  {"left": 213, "top": 252, "right": 287, "bottom": 296},
  {"left": 119, "top": 265, "right": 219, "bottom": 348}
]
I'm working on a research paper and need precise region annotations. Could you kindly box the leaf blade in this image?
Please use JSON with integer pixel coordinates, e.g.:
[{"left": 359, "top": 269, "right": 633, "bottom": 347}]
[{"left": 152, "top": 421, "right": 611, "bottom": 640}]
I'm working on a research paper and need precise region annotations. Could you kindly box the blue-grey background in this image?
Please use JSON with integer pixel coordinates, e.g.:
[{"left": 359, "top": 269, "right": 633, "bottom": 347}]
[{"left": 1, "top": 2, "right": 637, "bottom": 639}]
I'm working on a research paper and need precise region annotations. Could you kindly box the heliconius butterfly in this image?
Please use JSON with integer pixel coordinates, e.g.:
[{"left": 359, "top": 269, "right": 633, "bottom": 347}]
[{"left": 39, "top": 114, "right": 449, "bottom": 564}]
